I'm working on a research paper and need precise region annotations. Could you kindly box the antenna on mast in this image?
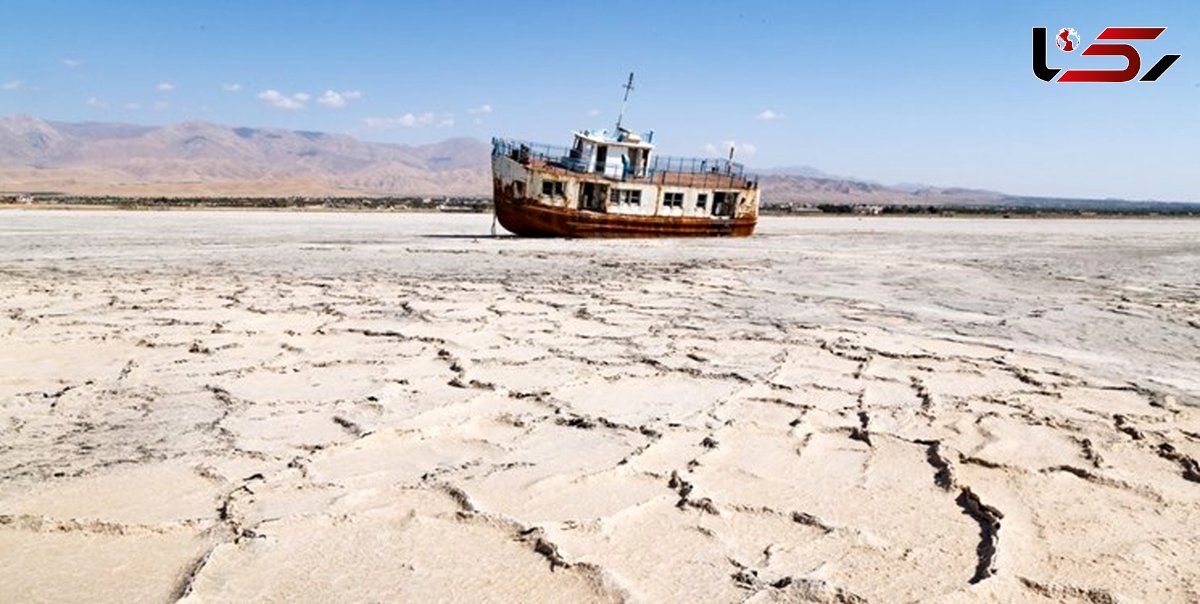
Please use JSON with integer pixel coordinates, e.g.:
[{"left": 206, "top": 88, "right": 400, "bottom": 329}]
[{"left": 615, "top": 72, "right": 635, "bottom": 132}]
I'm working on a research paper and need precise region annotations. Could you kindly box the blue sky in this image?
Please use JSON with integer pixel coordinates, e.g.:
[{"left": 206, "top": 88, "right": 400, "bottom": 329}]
[{"left": 1, "top": 1, "right": 1196, "bottom": 200}]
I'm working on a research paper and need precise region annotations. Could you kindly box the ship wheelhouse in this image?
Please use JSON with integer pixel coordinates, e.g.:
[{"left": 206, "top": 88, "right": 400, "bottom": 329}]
[{"left": 566, "top": 128, "right": 654, "bottom": 180}]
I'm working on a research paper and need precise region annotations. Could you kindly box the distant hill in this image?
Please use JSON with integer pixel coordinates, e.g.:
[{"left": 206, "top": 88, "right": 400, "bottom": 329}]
[
  {"left": 755, "top": 173, "right": 1006, "bottom": 207},
  {"left": 757, "top": 165, "right": 838, "bottom": 179},
  {"left": 0, "top": 116, "right": 1194, "bottom": 211},
  {"left": 0, "top": 115, "right": 490, "bottom": 197}
]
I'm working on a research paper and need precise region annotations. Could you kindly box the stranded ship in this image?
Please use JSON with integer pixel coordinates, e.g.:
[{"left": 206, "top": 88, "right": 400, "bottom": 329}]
[{"left": 490, "top": 74, "right": 760, "bottom": 237}]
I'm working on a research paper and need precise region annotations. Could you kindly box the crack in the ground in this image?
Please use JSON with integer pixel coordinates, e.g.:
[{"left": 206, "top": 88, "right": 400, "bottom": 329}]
[
  {"left": 667, "top": 470, "right": 719, "bottom": 515},
  {"left": 426, "top": 480, "right": 631, "bottom": 601},
  {"left": 173, "top": 473, "right": 265, "bottom": 601},
  {"left": 1113, "top": 414, "right": 1144, "bottom": 440},
  {"left": 1018, "top": 576, "right": 1119, "bottom": 603},
  {"left": 1040, "top": 465, "right": 1165, "bottom": 503},
  {"left": 912, "top": 436, "right": 1002, "bottom": 585},
  {"left": 0, "top": 513, "right": 210, "bottom": 536},
  {"left": 1155, "top": 443, "right": 1200, "bottom": 483},
  {"left": 916, "top": 439, "right": 956, "bottom": 491},
  {"left": 956, "top": 487, "right": 1003, "bottom": 584},
  {"left": 728, "top": 556, "right": 869, "bottom": 603}
]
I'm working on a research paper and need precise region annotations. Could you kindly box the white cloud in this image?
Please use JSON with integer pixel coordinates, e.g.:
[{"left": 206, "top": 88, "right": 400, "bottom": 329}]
[
  {"left": 317, "top": 91, "right": 345, "bottom": 108},
  {"left": 86, "top": 96, "right": 106, "bottom": 108},
  {"left": 2, "top": 80, "right": 21, "bottom": 91},
  {"left": 755, "top": 109, "right": 782, "bottom": 121},
  {"left": 123, "top": 102, "right": 141, "bottom": 110},
  {"left": 221, "top": 83, "right": 242, "bottom": 92},
  {"left": 467, "top": 103, "right": 492, "bottom": 115},
  {"left": 316, "top": 89, "right": 362, "bottom": 108},
  {"left": 364, "top": 112, "right": 436, "bottom": 129},
  {"left": 722, "top": 140, "right": 756, "bottom": 156},
  {"left": 257, "top": 89, "right": 306, "bottom": 110},
  {"left": 62, "top": 58, "right": 81, "bottom": 68},
  {"left": 587, "top": 108, "right": 601, "bottom": 117},
  {"left": 723, "top": 140, "right": 756, "bottom": 157},
  {"left": 156, "top": 82, "right": 176, "bottom": 92},
  {"left": 438, "top": 116, "right": 456, "bottom": 128},
  {"left": 293, "top": 92, "right": 311, "bottom": 101},
  {"left": 702, "top": 141, "right": 757, "bottom": 157},
  {"left": 153, "top": 101, "right": 169, "bottom": 111}
]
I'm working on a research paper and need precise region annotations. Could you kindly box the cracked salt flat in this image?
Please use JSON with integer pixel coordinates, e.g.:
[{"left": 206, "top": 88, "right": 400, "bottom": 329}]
[{"left": 0, "top": 211, "right": 1198, "bottom": 602}]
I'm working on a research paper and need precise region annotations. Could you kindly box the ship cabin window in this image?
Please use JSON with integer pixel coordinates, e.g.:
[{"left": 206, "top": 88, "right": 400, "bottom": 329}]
[
  {"left": 610, "top": 188, "right": 641, "bottom": 205},
  {"left": 541, "top": 180, "right": 564, "bottom": 197},
  {"left": 663, "top": 192, "right": 684, "bottom": 208},
  {"left": 696, "top": 193, "right": 708, "bottom": 209}
]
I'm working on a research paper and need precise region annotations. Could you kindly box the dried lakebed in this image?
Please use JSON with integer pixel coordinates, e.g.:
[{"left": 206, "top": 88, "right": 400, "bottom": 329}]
[{"left": 1, "top": 211, "right": 1198, "bottom": 602}]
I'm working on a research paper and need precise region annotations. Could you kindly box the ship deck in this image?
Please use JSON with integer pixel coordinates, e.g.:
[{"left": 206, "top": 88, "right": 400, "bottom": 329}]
[{"left": 493, "top": 137, "right": 759, "bottom": 191}]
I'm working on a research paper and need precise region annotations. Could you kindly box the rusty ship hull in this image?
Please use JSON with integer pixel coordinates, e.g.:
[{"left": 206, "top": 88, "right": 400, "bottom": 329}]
[{"left": 493, "top": 182, "right": 756, "bottom": 238}]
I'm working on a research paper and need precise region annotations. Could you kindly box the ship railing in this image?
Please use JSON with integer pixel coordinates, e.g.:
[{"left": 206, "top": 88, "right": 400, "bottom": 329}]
[
  {"left": 491, "top": 137, "right": 758, "bottom": 189},
  {"left": 646, "top": 155, "right": 758, "bottom": 190},
  {"left": 492, "top": 138, "right": 587, "bottom": 172}
]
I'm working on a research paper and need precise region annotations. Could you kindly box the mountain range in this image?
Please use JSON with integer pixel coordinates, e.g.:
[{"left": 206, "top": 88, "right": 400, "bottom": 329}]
[
  {"left": 0, "top": 116, "right": 1191, "bottom": 210},
  {"left": 0, "top": 115, "right": 491, "bottom": 197}
]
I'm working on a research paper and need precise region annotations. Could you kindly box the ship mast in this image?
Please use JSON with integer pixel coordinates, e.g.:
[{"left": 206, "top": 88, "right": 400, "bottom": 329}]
[{"left": 615, "top": 72, "right": 635, "bottom": 132}]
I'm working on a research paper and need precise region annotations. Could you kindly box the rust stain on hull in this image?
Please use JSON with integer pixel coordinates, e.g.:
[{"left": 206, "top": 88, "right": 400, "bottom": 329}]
[{"left": 494, "top": 185, "right": 756, "bottom": 238}]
